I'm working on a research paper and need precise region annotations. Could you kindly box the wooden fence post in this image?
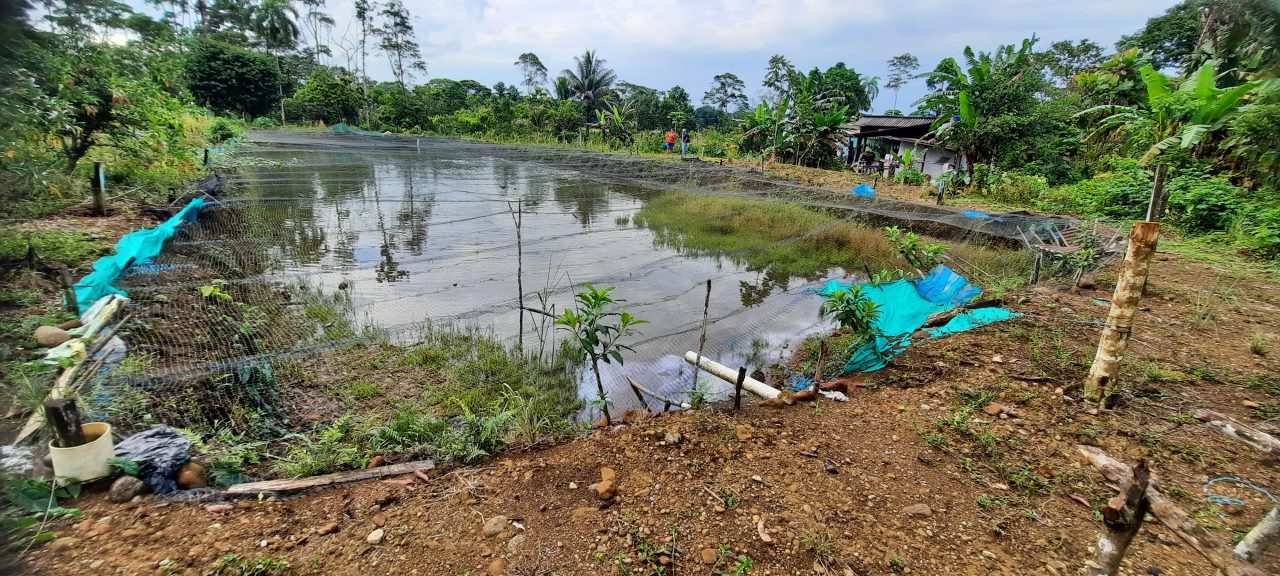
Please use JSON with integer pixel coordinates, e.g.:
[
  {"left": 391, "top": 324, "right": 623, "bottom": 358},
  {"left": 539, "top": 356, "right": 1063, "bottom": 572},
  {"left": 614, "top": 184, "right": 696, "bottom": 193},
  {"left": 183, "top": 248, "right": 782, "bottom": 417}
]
[
  {"left": 734, "top": 367, "right": 746, "bottom": 410},
  {"left": 690, "top": 279, "right": 712, "bottom": 393},
  {"left": 91, "top": 161, "right": 106, "bottom": 216},
  {"left": 813, "top": 341, "right": 827, "bottom": 409},
  {"left": 1082, "top": 222, "right": 1160, "bottom": 405},
  {"left": 44, "top": 398, "right": 85, "bottom": 448},
  {"left": 1145, "top": 164, "right": 1170, "bottom": 222}
]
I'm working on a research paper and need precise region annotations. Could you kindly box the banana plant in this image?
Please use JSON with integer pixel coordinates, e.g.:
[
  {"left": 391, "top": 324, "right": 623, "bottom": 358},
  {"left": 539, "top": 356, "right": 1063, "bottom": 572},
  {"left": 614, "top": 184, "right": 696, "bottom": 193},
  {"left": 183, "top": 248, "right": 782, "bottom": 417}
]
[{"left": 1078, "top": 60, "right": 1265, "bottom": 162}]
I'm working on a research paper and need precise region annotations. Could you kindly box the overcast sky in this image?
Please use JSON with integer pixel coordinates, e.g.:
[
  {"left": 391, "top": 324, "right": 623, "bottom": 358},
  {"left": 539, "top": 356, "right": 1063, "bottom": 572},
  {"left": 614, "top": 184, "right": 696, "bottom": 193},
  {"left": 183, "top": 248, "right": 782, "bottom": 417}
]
[{"left": 137, "top": 0, "right": 1177, "bottom": 112}]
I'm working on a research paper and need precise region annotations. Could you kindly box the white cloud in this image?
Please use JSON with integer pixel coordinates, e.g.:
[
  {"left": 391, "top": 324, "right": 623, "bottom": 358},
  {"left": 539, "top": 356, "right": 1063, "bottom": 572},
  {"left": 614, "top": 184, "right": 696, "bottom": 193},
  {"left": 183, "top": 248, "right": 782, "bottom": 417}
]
[{"left": 130, "top": 0, "right": 1173, "bottom": 111}]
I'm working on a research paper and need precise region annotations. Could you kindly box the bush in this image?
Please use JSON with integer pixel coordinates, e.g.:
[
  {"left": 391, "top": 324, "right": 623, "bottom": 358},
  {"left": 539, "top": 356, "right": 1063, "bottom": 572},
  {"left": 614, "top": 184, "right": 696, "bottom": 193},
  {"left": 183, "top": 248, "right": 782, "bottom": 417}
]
[
  {"left": 1036, "top": 158, "right": 1150, "bottom": 218},
  {"left": 1166, "top": 174, "right": 1243, "bottom": 233},
  {"left": 985, "top": 171, "right": 1048, "bottom": 205},
  {"left": 208, "top": 118, "right": 240, "bottom": 143},
  {"left": 1232, "top": 200, "right": 1280, "bottom": 259},
  {"left": 251, "top": 116, "right": 279, "bottom": 127},
  {"left": 894, "top": 168, "right": 926, "bottom": 186}
]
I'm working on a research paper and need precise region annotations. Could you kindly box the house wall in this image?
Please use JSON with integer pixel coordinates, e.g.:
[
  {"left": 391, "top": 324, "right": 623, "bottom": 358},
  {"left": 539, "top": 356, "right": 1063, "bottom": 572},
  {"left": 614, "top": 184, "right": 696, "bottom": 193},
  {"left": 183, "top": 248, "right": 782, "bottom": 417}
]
[{"left": 893, "top": 141, "right": 956, "bottom": 180}]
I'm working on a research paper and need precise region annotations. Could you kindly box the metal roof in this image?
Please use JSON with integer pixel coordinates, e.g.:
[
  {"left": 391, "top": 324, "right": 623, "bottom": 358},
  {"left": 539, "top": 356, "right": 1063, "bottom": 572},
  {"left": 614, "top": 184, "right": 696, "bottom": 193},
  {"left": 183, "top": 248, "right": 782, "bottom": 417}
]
[{"left": 847, "top": 115, "right": 938, "bottom": 129}]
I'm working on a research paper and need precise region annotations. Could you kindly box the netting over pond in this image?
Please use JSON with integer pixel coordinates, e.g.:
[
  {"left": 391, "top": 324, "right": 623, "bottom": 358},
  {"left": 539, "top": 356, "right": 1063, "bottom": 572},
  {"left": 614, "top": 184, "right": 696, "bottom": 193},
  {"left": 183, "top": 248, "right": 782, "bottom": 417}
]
[{"left": 82, "top": 130, "right": 1065, "bottom": 443}]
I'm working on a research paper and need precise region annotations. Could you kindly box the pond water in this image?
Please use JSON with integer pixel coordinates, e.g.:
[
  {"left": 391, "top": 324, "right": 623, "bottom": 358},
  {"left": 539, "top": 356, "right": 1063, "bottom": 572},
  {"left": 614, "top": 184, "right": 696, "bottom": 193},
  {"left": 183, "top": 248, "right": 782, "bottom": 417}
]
[{"left": 212, "top": 133, "right": 861, "bottom": 410}]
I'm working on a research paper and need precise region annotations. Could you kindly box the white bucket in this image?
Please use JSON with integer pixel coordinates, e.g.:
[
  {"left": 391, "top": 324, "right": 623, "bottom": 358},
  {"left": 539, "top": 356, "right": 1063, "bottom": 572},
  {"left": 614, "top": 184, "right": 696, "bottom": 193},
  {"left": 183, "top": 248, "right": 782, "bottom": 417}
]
[{"left": 49, "top": 422, "right": 114, "bottom": 483}]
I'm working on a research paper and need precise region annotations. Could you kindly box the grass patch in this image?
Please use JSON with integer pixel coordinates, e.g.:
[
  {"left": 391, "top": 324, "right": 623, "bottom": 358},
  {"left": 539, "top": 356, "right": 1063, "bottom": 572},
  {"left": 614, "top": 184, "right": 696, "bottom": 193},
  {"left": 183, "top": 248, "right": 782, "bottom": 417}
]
[
  {"left": 344, "top": 379, "right": 382, "bottom": 400},
  {"left": 0, "top": 227, "right": 113, "bottom": 269}
]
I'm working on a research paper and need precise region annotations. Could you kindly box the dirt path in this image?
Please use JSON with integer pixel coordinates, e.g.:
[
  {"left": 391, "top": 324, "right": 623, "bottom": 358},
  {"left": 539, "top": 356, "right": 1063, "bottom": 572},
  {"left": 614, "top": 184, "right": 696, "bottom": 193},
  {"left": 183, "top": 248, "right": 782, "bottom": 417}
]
[{"left": 13, "top": 245, "right": 1279, "bottom": 575}]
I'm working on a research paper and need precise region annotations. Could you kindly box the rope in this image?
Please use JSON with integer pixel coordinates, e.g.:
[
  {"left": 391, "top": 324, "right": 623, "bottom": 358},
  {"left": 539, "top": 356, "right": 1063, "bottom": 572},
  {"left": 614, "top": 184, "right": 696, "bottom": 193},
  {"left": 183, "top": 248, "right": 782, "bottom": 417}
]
[{"left": 1203, "top": 476, "right": 1277, "bottom": 513}]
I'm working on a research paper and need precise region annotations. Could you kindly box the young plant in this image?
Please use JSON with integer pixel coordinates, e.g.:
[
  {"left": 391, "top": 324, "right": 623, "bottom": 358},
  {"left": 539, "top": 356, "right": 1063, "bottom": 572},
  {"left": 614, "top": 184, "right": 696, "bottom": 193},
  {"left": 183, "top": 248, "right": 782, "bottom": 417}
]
[
  {"left": 820, "top": 287, "right": 881, "bottom": 346},
  {"left": 555, "top": 284, "right": 646, "bottom": 425},
  {"left": 199, "top": 279, "right": 233, "bottom": 302},
  {"left": 884, "top": 226, "right": 948, "bottom": 274}
]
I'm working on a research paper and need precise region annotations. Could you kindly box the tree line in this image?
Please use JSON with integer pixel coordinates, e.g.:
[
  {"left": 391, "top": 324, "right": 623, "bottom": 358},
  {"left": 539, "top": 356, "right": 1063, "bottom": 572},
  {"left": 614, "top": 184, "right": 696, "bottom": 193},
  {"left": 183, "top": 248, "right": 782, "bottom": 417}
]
[{"left": 0, "top": 0, "right": 1276, "bottom": 257}]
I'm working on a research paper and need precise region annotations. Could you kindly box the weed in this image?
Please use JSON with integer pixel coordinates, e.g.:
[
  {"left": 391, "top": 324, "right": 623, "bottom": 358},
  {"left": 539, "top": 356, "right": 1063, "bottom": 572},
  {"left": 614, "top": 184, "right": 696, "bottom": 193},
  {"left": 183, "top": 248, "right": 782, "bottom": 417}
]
[
  {"left": 344, "top": 379, "right": 383, "bottom": 400},
  {"left": 717, "top": 485, "right": 741, "bottom": 510},
  {"left": 888, "top": 553, "right": 905, "bottom": 573},
  {"left": 614, "top": 214, "right": 631, "bottom": 226},
  {"left": 206, "top": 553, "right": 293, "bottom": 576},
  {"left": 1243, "top": 373, "right": 1279, "bottom": 396},
  {"left": 1009, "top": 465, "right": 1051, "bottom": 495},
  {"left": 1251, "top": 334, "right": 1270, "bottom": 356},
  {"left": 976, "top": 493, "right": 1028, "bottom": 509}
]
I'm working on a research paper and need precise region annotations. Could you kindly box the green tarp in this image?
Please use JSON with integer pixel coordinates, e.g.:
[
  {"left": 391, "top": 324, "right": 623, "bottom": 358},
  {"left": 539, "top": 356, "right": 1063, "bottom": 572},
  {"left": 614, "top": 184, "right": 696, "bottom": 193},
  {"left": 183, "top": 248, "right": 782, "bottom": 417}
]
[
  {"left": 73, "top": 198, "right": 206, "bottom": 313},
  {"left": 815, "top": 265, "right": 1020, "bottom": 373}
]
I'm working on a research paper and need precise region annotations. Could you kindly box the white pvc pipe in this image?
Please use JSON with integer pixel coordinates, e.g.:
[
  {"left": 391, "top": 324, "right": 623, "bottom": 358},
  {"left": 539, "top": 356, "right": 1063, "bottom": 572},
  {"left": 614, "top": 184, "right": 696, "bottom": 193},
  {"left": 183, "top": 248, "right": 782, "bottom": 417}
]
[{"left": 683, "top": 351, "right": 780, "bottom": 399}]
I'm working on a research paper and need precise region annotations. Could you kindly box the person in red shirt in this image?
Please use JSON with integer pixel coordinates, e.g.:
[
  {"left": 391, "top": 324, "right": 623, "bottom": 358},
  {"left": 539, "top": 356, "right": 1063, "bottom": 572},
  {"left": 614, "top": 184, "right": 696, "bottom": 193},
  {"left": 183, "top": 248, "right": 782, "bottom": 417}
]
[{"left": 664, "top": 129, "right": 677, "bottom": 152}]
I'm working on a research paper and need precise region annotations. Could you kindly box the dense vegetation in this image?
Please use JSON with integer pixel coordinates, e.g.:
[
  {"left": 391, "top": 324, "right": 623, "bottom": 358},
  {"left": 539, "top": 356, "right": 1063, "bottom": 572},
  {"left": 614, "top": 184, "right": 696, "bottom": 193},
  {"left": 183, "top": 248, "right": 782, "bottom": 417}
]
[{"left": 1, "top": 0, "right": 1277, "bottom": 257}]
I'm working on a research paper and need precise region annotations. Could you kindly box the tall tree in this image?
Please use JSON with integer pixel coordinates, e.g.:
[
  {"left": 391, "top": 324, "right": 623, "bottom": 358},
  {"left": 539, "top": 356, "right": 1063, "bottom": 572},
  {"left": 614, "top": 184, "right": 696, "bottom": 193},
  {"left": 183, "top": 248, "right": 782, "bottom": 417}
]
[
  {"left": 763, "top": 54, "right": 795, "bottom": 102},
  {"left": 560, "top": 49, "right": 616, "bottom": 114},
  {"left": 703, "top": 72, "right": 747, "bottom": 112},
  {"left": 377, "top": 0, "right": 426, "bottom": 87},
  {"left": 354, "top": 0, "right": 375, "bottom": 124},
  {"left": 820, "top": 63, "right": 873, "bottom": 112},
  {"left": 1040, "top": 39, "right": 1105, "bottom": 86},
  {"left": 299, "top": 0, "right": 333, "bottom": 64},
  {"left": 514, "top": 52, "right": 548, "bottom": 93},
  {"left": 251, "top": 0, "right": 300, "bottom": 124},
  {"left": 885, "top": 53, "right": 919, "bottom": 111},
  {"left": 1117, "top": 0, "right": 1207, "bottom": 71}
]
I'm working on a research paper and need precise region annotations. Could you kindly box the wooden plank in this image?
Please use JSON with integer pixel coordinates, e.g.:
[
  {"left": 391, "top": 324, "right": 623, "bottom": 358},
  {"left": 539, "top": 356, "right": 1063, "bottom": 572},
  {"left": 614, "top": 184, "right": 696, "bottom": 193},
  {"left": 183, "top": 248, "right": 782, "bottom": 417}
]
[{"left": 225, "top": 460, "right": 436, "bottom": 495}]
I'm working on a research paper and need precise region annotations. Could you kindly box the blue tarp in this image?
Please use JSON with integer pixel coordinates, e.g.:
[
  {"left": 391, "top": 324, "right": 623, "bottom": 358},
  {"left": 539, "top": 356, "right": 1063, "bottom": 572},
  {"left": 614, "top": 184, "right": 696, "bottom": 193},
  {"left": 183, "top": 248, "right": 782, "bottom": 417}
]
[
  {"left": 852, "top": 184, "right": 876, "bottom": 198},
  {"left": 73, "top": 198, "right": 206, "bottom": 313},
  {"left": 815, "top": 264, "right": 1020, "bottom": 373}
]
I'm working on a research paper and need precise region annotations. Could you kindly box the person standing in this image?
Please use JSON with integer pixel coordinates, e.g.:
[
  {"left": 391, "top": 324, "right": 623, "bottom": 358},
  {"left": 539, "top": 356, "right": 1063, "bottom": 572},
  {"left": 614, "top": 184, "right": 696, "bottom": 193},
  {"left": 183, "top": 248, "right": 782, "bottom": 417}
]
[
  {"left": 664, "top": 129, "right": 677, "bottom": 152},
  {"left": 680, "top": 129, "right": 691, "bottom": 156}
]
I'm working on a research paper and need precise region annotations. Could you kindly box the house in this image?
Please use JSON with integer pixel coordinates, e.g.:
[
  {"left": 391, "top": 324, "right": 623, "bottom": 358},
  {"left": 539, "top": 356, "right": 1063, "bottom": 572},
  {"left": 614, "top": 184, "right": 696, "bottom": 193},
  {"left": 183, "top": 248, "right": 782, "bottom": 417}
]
[{"left": 844, "top": 115, "right": 958, "bottom": 180}]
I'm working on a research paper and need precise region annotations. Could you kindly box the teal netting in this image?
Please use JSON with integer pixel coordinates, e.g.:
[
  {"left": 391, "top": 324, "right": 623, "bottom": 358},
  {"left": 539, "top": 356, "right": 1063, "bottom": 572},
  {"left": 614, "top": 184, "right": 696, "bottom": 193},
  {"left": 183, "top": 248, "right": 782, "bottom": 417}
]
[
  {"left": 330, "top": 123, "right": 386, "bottom": 137},
  {"left": 73, "top": 198, "right": 206, "bottom": 313},
  {"left": 815, "top": 264, "right": 1020, "bottom": 373}
]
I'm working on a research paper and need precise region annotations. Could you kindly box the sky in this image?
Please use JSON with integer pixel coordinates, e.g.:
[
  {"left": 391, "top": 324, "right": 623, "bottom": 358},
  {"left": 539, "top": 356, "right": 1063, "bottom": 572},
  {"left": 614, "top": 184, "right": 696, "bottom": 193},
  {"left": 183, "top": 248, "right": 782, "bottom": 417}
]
[{"left": 136, "top": 0, "right": 1178, "bottom": 112}]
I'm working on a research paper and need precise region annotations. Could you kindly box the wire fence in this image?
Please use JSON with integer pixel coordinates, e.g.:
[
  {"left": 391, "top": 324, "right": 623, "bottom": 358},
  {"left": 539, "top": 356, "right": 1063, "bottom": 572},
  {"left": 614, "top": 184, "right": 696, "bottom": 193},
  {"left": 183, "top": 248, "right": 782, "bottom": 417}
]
[{"left": 79, "top": 130, "right": 1065, "bottom": 457}]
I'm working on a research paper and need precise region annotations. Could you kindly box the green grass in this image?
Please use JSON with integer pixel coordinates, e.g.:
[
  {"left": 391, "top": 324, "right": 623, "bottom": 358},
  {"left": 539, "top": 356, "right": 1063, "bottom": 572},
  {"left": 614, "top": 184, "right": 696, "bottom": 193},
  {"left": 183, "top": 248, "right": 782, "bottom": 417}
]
[
  {"left": 632, "top": 192, "right": 1034, "bottom": 285},
  {"left": 0, "top": 227, "right": 113, "bottom": 268}
]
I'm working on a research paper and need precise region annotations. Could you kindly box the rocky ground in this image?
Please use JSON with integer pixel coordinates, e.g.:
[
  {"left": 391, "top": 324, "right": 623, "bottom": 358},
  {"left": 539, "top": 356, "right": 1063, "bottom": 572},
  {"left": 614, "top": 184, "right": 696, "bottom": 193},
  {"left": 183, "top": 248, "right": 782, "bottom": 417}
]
[{"left": 9, "top": 239, "right": 1279, "bottom": 575}]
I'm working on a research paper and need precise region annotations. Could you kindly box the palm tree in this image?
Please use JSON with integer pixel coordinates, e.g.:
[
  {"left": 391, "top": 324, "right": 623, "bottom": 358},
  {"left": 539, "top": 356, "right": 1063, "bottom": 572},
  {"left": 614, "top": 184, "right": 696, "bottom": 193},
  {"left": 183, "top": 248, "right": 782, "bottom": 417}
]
[
  {"left": 561, "top": 50, "right": 617, "bottom": 115},
  {"left": 252, "top": 0, "right": 300, "bottom": 124}
]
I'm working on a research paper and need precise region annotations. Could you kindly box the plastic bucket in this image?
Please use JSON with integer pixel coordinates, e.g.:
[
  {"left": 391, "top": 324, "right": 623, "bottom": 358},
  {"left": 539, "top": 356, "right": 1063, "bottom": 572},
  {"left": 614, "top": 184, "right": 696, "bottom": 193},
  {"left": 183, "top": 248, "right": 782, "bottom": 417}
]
[{"left": 49, "top": 422, "right": 114, "bottom": 483}]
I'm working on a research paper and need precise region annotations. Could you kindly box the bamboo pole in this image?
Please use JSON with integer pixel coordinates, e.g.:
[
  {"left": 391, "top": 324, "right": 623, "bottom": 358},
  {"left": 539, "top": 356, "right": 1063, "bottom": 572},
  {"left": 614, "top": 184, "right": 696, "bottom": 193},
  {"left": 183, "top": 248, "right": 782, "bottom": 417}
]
[
  {"left": 510, "top": 200, "right": 524, "bottom": 352},
  {"left": 1082, "top": 222, "right": 1160, "bottom": 405}
]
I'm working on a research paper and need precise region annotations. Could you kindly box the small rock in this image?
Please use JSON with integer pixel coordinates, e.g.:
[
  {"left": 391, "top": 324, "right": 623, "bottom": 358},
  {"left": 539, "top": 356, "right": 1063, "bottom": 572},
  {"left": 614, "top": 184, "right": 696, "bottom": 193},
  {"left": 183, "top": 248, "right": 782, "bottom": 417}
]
[
  {"left": 568, "top": 482, "right": 578, "bottom": 489},
  {"left": 735, "top": 424, "right": 754, "bottom": 442},
  {"left": 34, "top": 326, "right": 70, "bottom": 348},
  {"left": 663, "top": 430, "right": 682, "bottom": 444},
  {"left": 366, "top": 528, "right": 384, "bottom": 545},
  {"left": 658, "top": 555, "right": 671, "bottom": 566},
  {"left": 48, "top": 536, "right": 79, "bottom": 551},
  {"left": 109, "top": 476, "right": 148, "bottom": 503},
  {"left": 1242, "top": 400, "right": 1260, "bottom": 409},
  {"left": 981, "top": 550, "right": 998, "bottom": 561},
  {"left": 176, "top": 462, "right": 207, "bottom": 489},
  {"left": 487, "top": 558, "right": 507, "bottom": 575},
  {"left": 594, "top": 480, "right": 616, "bottom": 501},
  {"left": 317, "top": 522, "right": 340, "bottom": 535},
  {"left": 371, "top": 513, "right": 387, "bottom": 527},
  {"left": 483, "top": 515, "right": 508, "bottom": 537},
  {"left": 902, "top": 503, "right": 933, "bottom": 517},
  {"left": 982, "top": 403, "right": 1006, "bottom": 416},
  {"left": 507, "top": 533, "right": 526, "bottom": 553},
  {"left": 600, "top": 467, "right": 616, "bottom": 483},
  {"left": 701, "top": 548, "right": 716, "bottom": 564},
  {"left": 57, "top": 319, "right": 82, "bottom": 331},
  {"left": 750, "top": 475, "right": 763, "bottom": 483},
  {"left": 204, "top": 503, "right": 234, "bottom": 513},
  {"left": 991, "top": 354, "right": 1005, "bottom": 364}
]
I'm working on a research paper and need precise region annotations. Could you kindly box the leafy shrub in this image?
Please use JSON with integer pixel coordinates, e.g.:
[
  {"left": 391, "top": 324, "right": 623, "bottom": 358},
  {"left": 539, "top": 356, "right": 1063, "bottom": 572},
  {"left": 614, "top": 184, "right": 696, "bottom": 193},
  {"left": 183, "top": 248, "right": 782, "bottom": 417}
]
[
  {"left": 208, "top": 118, "right": 240, "bottom": 143},
  {"left": 1036, "top": 158, "right": 1150, "bottom": 218},
  {"left": 251, "top": 116, "right": 279, "bottom": 127},
  {"left": 987, "top": 172, "right": 1048, "bottom": 205},
  {"left": 820, "top": 287, "right": 881, "bottom": 344},
  {"left": 894, "top": 168, "right": 926, "bottom": 186},
  {"left": 1232, "top": 202, "right": 1280, "bottom": 259},
  {"left": 1166, "top": 174, "right": 1243, "bottom": 233}
]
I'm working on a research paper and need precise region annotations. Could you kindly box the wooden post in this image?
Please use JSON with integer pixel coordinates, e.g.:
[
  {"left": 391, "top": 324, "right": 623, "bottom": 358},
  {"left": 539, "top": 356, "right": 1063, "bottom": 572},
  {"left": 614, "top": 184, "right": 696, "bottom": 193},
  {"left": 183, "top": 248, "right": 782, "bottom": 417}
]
[
  {"left": 510, "top": 200, "right": 524, "bottom": 352},
  {"left": 1145, "top": 164, "right": 1170, "bottom": 222},
  {"left": 44, "top": 398, "right": 85, "bottom": 448},
  {"left": 1030, "top": 251, "right": 1043, "bottom": 284},
  {"left": 203, "top": 148, "right": 210, "bottom": 168},
  {"left": 58, "top": 268, "right": 79, "bottom": 315},
  {"left": 813, "top": 341, "right": 827, "bottom": 410},
  {"left": 1091, "top": 459, "right": 1151, "bottom": 576},
  {"left": 1082, "top": 222, "right": 1160, "bottom": 406},
  {"left": 733, "top": 367, "right": 746, "bottom": 410},
  {"left": 91, "top": 161, "right": 106, "bottom": 216},
  {"left": 689, "top": 279, "right": 712, "bottom": 394}
]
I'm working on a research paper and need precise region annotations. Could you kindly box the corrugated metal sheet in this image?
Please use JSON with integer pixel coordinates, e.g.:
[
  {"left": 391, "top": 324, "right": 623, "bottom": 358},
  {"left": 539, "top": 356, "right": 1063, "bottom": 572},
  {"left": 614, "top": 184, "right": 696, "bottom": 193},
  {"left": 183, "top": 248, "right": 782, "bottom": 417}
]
[{"left": 847, "top": 115, "right": 938, "bottom": 129}]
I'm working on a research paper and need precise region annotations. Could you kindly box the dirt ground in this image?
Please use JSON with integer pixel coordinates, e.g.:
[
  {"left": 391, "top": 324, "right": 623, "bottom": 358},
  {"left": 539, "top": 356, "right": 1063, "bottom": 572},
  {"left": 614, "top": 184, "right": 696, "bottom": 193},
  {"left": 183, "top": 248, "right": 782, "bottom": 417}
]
[{"left": 11, "top": 240, "right": 1279, "bottom": 575}]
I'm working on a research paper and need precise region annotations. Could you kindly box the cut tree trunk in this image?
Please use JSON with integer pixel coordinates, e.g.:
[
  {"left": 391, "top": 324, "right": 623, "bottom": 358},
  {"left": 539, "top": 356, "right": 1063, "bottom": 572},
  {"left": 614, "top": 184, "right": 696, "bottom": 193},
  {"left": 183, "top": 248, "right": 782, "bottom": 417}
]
[
  {"left": 1083, "top": 222, "right": 1160, "bottom": 405},
  {"left": 1090, "top": 460, "right": 1150, "bottom": 576},
  {"left": 1194, "top": 409, "right": 1280, "bottom": 456},
  {"left": 1236, "top": 508, "right": 1280, "bottom": 564}
]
